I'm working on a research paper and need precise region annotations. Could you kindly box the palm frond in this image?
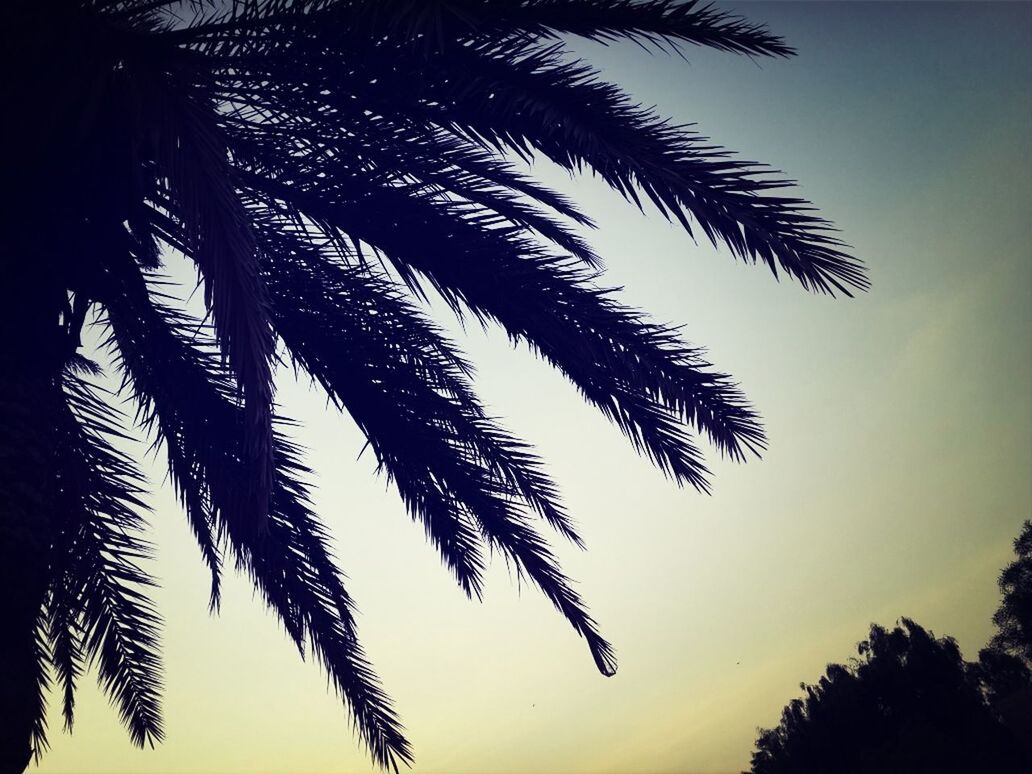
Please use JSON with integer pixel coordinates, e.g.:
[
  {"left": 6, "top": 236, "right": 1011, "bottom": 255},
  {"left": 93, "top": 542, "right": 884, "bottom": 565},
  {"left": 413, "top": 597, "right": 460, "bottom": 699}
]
[
  {"left": 301, "top": 38, "right": 864, "bottom": 294},
  {"left": 467, "top": 494, "right": 618, "bottom": 676},
  {"left": 187, "top": 3, "right": 863, "bottom": 295},
  {"left": 46, "top": 575, "right": 85, "bottom": 733},
  {"left": 220, "top": 106, "right": 599, "bottom": 266},
  {"left": 351, "top": 0, "right": 794, "bottom": 57},
  {"left": 268, "top": 252, "right": 489, "bottom": 597},
  {"left": 256, "top": 225, "right": 618, "bottom": 672},
  {"left": 98, "top": 255, "right": 412, "bottom": 770},
  {"left": 126, "top": 44, "right": 277, "bottom": 528},
  {"left": 239, "top": 437, "right": 414, "bottom": 771},
  {"left": 49, "top": 376, "right": 165, "bottom": 748},
  {"left": 160, "top": 0, "right": 791, "bottom": 60},
  {"left": 100, "top": 267, "right": 225, "bottom": 607},
  {"left": 246, "top": 168, "right": 762, "bottom": 481},
  {"left": 258, "top": 224, "right": 582, "bottom": 541},
  {"left": 27, "top": 618, "right": 52, "bottom": 763}
]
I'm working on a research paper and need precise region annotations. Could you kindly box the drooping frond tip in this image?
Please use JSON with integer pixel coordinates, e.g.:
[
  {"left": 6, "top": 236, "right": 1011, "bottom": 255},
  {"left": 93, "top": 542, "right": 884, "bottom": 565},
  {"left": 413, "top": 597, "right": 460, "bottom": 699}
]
[{"left": 48, "top": 377, "right": 165, "bottom": 749}]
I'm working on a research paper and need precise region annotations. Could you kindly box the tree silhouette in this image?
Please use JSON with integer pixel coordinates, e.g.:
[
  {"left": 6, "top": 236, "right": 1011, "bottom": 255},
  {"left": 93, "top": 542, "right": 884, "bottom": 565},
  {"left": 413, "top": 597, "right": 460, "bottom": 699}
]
[
  {"left": 982, "top": 520, "right": 1032, "bottom": 759},
  {"left": 991, "top": 521, "right": 1032, "bottom": 662},
  {"left": 0, "top": 2, "right": 866, "bottom": 771},
  {"left": 748, "top": 620, "right": 1030, "bottom": 774},
  {"left": 974, "top": 647, "right": 1032, "bottom": 709},
  {"left": 748, "top": 520, "right": 1032, "bottom": 774}
]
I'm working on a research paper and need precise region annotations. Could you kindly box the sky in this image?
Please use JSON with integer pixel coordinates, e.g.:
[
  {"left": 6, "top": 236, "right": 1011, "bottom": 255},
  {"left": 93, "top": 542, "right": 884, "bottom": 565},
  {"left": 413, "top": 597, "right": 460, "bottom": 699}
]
[{"left": 38, "top": 2, "right": 1032, "bottom": 773}]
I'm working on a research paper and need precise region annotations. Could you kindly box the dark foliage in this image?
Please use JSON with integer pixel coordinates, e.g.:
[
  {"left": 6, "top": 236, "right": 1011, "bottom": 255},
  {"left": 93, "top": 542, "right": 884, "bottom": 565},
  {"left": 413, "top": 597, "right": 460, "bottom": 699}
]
[
  {"left": 748, "top": 619, "right": 1031, "bottom": 774},
  {"left": 991, "top": 521, "right": 1032, "bottom": 663},
  {"left": 973, "top": 647, "right": 1032, "bottom": 709},
  {"left": 1, "top": 1, "right": 865, "bottom": 769}
]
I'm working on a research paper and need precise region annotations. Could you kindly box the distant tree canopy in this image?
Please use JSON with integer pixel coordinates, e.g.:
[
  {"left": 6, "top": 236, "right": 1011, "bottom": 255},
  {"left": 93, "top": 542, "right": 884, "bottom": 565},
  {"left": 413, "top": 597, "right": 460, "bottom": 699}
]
[
  {"left": 992, "top": 521, "right": 1032, "bottom": 662},
  {"left": 748, "top": 619, "right": 1031, "bottom": 774}
]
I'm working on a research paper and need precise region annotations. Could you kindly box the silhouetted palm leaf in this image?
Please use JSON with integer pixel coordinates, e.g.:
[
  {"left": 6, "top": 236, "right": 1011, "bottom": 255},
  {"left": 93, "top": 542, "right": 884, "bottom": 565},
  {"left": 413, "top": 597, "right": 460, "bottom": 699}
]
[
  {"left": 38, "top": 375, "right": 164, "bottom": 753},
  {"left": 99, "top": 252, "right": 412, "bottom": 769},
  {"left": 25, "top": 621, "right": 51, "bottom": 763},
  {"left": 2, "top": 1, "right": 865, "bottom": 769}
]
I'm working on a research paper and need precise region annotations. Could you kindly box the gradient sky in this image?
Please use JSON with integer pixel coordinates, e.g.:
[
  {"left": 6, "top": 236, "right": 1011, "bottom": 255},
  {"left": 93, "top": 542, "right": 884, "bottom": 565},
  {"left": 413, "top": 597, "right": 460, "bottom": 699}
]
[{"left": 38, "top": 3, "right": 1032, "bottom": 773}]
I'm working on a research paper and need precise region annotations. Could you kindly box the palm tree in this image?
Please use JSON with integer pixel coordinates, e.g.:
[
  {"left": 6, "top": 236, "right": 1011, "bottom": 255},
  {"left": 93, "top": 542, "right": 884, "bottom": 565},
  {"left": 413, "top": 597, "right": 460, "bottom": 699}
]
[{"left": 0, "top": 1, "right": 867, "bottom": 771}]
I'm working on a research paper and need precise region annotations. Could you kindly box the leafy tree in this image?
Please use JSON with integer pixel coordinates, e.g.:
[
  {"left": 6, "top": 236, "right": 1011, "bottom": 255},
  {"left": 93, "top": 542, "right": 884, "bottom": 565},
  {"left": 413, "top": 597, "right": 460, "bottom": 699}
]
[
  {"left": 991, "top": 521, "right": 1032, "bottom": 662},
  {"left": 973, "top": 647, "right": 1032, "bottom": 708},
  {"left": 0, "top": 1, "right": 866, "bottom": 771},
  {"left": 749, "top": 521, "right": 1032, "bottom": 774},
  {"left": 981, "top": 521, "right": 1032, "bottom": 760},
  {"left": 747, "top": 620, "right": 1030, "bottom": 774}
]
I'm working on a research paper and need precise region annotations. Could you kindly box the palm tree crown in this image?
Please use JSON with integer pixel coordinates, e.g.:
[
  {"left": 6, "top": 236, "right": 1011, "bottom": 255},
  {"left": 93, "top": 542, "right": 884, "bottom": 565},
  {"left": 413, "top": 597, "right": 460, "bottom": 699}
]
[{"left": 0, "top": 1, "right": 866, "bottom": 771}]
